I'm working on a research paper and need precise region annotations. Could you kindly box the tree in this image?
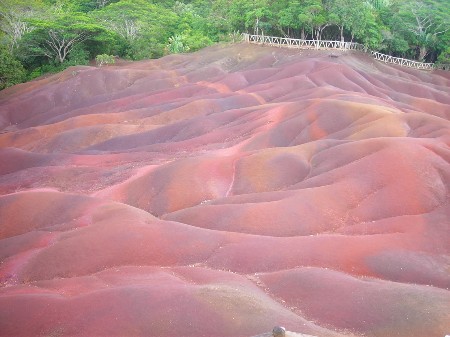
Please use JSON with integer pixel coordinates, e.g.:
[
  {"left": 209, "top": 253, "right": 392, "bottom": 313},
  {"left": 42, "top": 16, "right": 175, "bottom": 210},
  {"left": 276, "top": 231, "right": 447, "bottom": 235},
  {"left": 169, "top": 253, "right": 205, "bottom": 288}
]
[
  {"left": 171, "top": 1, "right": 213, "bottom": 50},
  {"left": 326, "top": 0, "right": 378, "bottom": 43},
  {"left": 0, "top": 44, "right": 25, "bottom": 89},
  {"left": 22, "top": 14, "right": 104, "bottom": 64},
  {"left": 245, "top": 1, "right": 274, "bottom": 35},
  {"left": 357, "top": 11, "right": 382, "bottom": 49},
  {"left": 434, "top": 28, "right": 450, "bottom": 63},
  {"left": 211, "top": 0, "right": 274, "bottom": 36},
  {"left": 300, "top": 0, "right": 329, "bottom": 40},
  {"left": 277, "top": 0, "right": 303, "bottom": 37},
  {"left": 15, "top": 11, "right": 114, "bottom": 76},
  {"left": 436, "top": 45, "right": 449, "bottom": 64},
  {"left": 366, "top": 0, "right": 391, "bottom": 10},
  {"left": 0, "top": 0, "right": 43, "bottom": 51},
  {"left": 395, "top": 0, "right": 449, "bottom": 60},
  {"left": 326, "top": 0, "right": 357, "bottom": 41},
  {"left": 42, "top": 27, "right": 89, "bottom": 63},
  {"left": 379, "top": 29, "right": 409, "bottom": 56},
  {"left": 1, "top": 0, "right": 447, "bottom": 83},
  {"left": 92, "top": 1, "right": 144, "bottom": 41},
  {"left": 92, "top": 0, "right": 179, "bottom": 59},
  {"left": 95, "top": 0, "right": 112, "bottom": 8}
]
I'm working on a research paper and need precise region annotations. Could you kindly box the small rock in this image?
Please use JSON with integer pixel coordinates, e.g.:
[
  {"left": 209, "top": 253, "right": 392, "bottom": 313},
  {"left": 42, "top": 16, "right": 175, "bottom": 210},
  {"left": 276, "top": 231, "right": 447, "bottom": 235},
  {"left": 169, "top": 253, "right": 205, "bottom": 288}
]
[{"left": 272, "top": 326, "right": 286, "bottom": 337}]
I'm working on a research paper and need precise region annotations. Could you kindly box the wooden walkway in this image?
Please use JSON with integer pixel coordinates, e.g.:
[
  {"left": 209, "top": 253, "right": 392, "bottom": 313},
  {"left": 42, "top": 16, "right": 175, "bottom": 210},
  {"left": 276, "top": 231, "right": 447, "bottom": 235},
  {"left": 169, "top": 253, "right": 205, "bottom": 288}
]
[{"left": 242, "top": 33, "right": 447, "bottom": 71}]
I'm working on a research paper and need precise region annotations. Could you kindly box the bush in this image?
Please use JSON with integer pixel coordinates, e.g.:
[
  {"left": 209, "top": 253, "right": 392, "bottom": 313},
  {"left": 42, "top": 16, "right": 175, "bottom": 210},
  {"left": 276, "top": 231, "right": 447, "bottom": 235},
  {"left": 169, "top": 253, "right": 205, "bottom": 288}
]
[
  {"left": 183, "top": 31, "right": 212, "bottom": 52},
  {"left": 166, "top": 31, "right": 212, "bottom": 55},
  {"left": 166, "top": 34, "right": 190, "bottom": 54},
  {"left": 226, "top": 30, "right": 242, "bottom": 43},
  {"left": 0, "top": 45, "right": 26, "bottom": 90},
  {"left": 437, "top": 46, "right": 450, "bottom": 64},
  {"left": 125, "top": 37, "right": 166, "bottom": 60},
  {"left": 67, "top": 45, "right": 90, "bottom": 66},
  {"left": 27, "top": 63, "right": 67, "bottom": 80},
  {"left": 95, "top": 54, "right": 115, "bottom": 66}
]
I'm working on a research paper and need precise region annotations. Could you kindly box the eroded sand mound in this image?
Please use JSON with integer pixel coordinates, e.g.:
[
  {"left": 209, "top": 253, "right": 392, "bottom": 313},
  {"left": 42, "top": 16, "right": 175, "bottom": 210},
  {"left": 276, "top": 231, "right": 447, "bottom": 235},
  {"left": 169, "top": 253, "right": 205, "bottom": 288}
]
[{"left": 0, "top": 43, "right": 449, "bottom": 337}]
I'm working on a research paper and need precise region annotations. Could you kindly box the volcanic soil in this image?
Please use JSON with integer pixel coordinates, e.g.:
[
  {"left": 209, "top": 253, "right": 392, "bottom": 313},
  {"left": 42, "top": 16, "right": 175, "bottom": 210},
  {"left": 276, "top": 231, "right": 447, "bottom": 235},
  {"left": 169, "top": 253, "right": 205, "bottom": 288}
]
[{"left": 0, "top": 43, "right": 449, "bottom": 337}]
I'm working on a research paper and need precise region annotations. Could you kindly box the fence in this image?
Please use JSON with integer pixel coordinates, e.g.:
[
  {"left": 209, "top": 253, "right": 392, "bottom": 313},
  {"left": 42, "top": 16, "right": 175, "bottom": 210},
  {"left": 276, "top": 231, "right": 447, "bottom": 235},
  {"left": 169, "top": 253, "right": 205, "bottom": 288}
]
[
  {"left": 242, "top": 33, "right": 448, "bottom": 71},
  {"left": 371, "top": 51, "right": 434, "bottom": 70},
  {"left": 243, "top": 33, "right": 365, "bottom": 51}
]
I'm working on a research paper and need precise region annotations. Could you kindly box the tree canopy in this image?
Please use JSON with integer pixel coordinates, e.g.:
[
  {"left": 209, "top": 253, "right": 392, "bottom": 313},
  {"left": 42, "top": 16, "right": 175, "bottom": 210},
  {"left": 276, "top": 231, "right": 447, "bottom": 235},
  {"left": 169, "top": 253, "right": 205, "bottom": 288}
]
[{"left": 0, "top": 0, "right": 448, "bottom": 89}]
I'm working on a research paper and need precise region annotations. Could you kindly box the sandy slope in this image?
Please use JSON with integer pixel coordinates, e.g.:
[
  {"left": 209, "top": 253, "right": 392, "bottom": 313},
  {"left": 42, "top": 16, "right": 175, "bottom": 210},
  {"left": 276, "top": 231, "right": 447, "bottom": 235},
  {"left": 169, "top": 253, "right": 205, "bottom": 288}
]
[{"left": 0, "top": 43, "right": 449, "bottom": 337}]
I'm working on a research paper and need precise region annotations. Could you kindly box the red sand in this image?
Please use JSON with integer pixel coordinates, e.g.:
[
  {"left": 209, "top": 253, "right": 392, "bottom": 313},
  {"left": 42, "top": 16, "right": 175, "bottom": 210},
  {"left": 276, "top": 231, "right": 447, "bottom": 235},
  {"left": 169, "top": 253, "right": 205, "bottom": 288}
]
[{"left": 0, "top": 43, "right": 449, "bottom": 337}]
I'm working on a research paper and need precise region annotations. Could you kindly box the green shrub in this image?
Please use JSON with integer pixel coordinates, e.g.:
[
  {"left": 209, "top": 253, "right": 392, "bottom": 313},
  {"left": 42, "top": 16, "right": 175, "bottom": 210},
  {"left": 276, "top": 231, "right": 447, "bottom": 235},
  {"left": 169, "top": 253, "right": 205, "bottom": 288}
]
[
  {"left": 183, "top": 31, "right": 212, "bottom": 52},
  {"left": 95, "top": 54, "right": 116, "bottom": 66},
  {"left": 166, "top": 34, "right": 190, "bottom": 54},
  {"left": 0, "top": 45, "right": 26, "bottom": 90},
  {"left": 67, "top": 45, "right": 90, "bottom": 66},
  {"left": 226, "top": 30, "right": 242, "bottom": 43},
  {"left": 437, "top": 46, "right": 450, "bottom": 64}
]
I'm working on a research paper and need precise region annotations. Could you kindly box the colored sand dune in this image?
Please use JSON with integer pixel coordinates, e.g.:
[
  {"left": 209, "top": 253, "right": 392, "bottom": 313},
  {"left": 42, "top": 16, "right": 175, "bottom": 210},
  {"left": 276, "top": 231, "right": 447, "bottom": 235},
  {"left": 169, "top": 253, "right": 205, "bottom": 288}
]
[{"left": 0, "top": 43, "right": 449, "bottom": 337}]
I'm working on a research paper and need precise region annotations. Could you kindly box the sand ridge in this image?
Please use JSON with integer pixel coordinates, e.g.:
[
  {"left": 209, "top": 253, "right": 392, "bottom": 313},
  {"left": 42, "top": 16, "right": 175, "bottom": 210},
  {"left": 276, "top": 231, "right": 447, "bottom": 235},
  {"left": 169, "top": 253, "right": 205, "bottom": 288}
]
[{"left": 0, "top": 43, "right": 449, "bottom": 337}]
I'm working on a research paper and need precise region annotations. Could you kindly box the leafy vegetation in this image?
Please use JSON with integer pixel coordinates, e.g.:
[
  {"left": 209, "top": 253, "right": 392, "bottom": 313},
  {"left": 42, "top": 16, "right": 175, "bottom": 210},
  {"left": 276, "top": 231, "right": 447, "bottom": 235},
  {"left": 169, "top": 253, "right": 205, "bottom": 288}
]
[
  {"left": 0, "top": 43, "right": 26, "bottom": 89},
  {"left": 95, "top": 53, "right": 115, "bottom": 66},
  {"left": 0, "top": 0, "right": 448, "bottom": 89}
]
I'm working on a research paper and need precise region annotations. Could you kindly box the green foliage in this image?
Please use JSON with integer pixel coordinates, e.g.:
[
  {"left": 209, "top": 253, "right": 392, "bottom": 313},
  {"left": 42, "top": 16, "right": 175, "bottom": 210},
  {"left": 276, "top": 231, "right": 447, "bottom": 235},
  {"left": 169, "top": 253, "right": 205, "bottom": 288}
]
[
  {"left": 366, "top": 0, "right": 391, "bottom": 10},
  {"left": 0, "top": 0, "right": 45, "bottom": 51},
  {"left": 18, "top": 12, "right": 106, "bottom": 64},
  {"left": 436, "top": 46, "right": 450, "bottom": 64},
  {"left": 67, "top": 44, "right": 90, "bottom": 65},
  {"left": 166, "top": 34, "right": 190, "bottom": 53},
  {"left": 244, "top": 3, "right": 274, "bottom": 35},
  {"left": 380, "top": 0, "right": 449, "bottom": 60},
  {"left": 91, "top": 0, "right": 179, "bottom": 59},
  {"left": 302, "top": 0, "right": 328, "bottom": 38},
  {"left": 380, "top": 29, "right": 410, "bottom": 56},
  {"left": 0, "top": 0, "right": 449, "bottom": 87},
  {"left": 24, "top": 44, "right": 89, "bottom": 80},
  {"left": 69, "top": 0, "right": 120, "bottom": 12},
  {"left": 125, "top": 38, "right": 165, "bottom": 60},
  {"left": 96, "top": 53, "right": 115, "bottom": 66},
  {"left": 0, "top": 44, "right": 26, "bottom": 89},
  {"left": 227, "top": 30, "right": 242, "bottom": 43}
]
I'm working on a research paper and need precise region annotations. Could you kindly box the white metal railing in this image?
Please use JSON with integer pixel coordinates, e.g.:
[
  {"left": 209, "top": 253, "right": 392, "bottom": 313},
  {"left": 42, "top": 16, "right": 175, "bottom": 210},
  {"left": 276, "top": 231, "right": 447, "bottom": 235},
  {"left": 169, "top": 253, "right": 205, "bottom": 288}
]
[
  {"left": 434, "top": 63, "right": 450, "bottom": 70},
  {"left": 371, "top": 51, "right": 434, "bottom": 70},
  {"left": 243, "top": 33, "right": 364, "bottom": 51},
  {"left": 242, "top": 33, "right": 447, "bottom": 71}
]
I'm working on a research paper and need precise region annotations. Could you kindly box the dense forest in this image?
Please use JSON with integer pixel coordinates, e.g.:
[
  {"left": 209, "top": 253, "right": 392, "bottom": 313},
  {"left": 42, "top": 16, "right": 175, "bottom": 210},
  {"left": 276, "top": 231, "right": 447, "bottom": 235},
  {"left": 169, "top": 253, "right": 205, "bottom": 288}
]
[{"left": 0, "top": 0, "right": 449, "bottom": 90}]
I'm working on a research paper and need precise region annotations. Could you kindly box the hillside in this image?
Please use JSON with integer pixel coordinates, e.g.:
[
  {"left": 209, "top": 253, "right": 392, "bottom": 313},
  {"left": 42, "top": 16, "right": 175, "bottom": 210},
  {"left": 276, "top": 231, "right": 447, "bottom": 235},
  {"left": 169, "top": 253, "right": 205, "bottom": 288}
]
[{"left": 0, "top": 43, "right": 449, "bottom": 337}]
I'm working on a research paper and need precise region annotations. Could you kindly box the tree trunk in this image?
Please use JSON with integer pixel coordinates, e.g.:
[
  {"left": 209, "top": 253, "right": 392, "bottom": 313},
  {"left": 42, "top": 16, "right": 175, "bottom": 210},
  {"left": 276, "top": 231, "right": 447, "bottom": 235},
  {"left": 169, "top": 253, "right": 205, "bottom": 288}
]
[
  {"left": 254, "top": 17, "right": 259, "bottom": 35},
  {"left": 278, "top": 26, "right": 289, "bottom": 38},
  {"left": 301, "top": 28, "right": 305, "bottom": 40},
  {"left": 419, "top": 46, "right": 427, "bottom": 61},
  {"left": 340, "top": 26, "right": 344, "bottom": 42}
]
